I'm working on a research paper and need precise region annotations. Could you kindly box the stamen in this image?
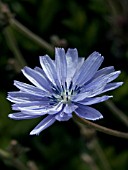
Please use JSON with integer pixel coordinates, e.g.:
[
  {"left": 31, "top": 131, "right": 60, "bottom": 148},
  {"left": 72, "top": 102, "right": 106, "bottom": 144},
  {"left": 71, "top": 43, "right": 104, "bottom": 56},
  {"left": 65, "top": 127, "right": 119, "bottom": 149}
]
[
  {"left": 56, "top": 85, "right": 61, "bottom": 92},
  {"left": 77, "top": 89, "right": 81, "bottom": 94},
  {"left": 61, "top": 85, "right": 64, "bottom": 92},
  {"left": 51, "top": 86, "right": 60, "bottom": 94},
  {"left": 69, "top": 81, "right": 73, "bottom": 90},
  {"left": 71, "top": 89, "right": 73, "bottom": 95},
  {"left": 49, "top": 101, "right": 56, "bottom": 105},
  {"left": 51, "top": 95, "right": 56, "bottom": 99},
  {"left": 74, "top": 85, "right": 81, "bottom": 92},
  {"left": 65, "top": 82, "right": 67, "bottom": 90},
  {"left": 66, "top": 91, "right": 68, "bottom": 96},
  {"left": 74, "top": 85, "right": 78, "bottom": 91}
]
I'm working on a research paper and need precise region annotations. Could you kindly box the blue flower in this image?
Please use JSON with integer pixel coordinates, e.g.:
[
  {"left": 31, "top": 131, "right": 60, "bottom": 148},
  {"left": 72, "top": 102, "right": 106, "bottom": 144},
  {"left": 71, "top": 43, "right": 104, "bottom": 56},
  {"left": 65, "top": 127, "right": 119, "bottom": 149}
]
[{"left": 7, "top": 48, "right": 123, "bottom": 135}]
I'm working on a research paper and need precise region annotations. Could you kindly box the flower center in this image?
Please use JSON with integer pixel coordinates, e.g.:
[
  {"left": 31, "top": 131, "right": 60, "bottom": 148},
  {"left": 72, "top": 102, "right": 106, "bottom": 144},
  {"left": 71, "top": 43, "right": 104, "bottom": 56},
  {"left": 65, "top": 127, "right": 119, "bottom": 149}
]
[
  {"left": 50, "top": 81, "right": 81, "bottom": 105},
  {"left": 60, "top": 90, "right": 73, "bottom": 104}
]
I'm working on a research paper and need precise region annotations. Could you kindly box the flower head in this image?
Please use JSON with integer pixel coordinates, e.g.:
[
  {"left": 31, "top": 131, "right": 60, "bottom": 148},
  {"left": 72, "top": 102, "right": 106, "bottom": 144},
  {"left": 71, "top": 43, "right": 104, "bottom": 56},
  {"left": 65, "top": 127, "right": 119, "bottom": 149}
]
[{"left": 7, "top": 48, "right": 123, "bottom": 135}]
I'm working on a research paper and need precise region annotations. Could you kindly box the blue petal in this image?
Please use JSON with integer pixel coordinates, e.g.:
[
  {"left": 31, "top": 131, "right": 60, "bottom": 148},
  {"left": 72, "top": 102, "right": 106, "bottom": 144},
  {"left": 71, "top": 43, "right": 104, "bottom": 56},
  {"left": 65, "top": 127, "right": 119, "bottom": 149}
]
[
  {"left": 106, "top": 71, "right": 121, "bottom": 83},
  {"left": 55, "top": 48, "right": 67, "bottom": 85},
  {"left": 93, "top": 66, "right": 115, "bottom": 79},
  {"left": 91, "top": 70, "right": 121, "bottom": 86},
  {"left": 14, "top": 81, "right": 48, "bottom": 96},
  {"left": 76, "top": 95, "right": 112, "bottom": 105},
  {"left": 55, "top": 112, "right": 72, "bottom": 121},
  {"left": 22, "top": 66, "right": 52, "bottom": 92},
  {"left": 12, "top": 101, "right": 49, "bottom": 110},
  {"left": 71, "top": 57, "right": 85, "bottom": 89},
  {"left": 66, "top": 48, "right": 78, "bottom": 85},
  {"left": 77, "top": 57, "right": 85, "bottom": 70},
  {"left": 102, "top": 82, "right": 123, "bottom": 93},
  {"left": 63, "top": 103, "right": 78, "bottom": 113},
  {"left": 75, "top": 105, "right": 103, "bottom": 120},
  {"left": 34, "top": 66, "right": 59, "bottom": 90},
  {"left": 39, "top": 55, "right": 60, "bottom": 87},
  {"left": 30, "top": 115, "right": 56, "bottom": 135},
  {"left": 73, "top": 76, "right": 108, "bottom": 101},
  {"left": 34, "top": 67, "right": 52, "bottom": 83},
  {"left": 19, "top": 102, "right": 64, "bottom": 116},
  {"left": 74, "top": 71, "right": 121, "bottom": 101},
  {"left": 7, "top": 92, "right": 47, "bottom": 103},
  {"left": 80, "top": 70, "right": 122, "bottom": 95},
  {"left": 73, "top": 51, "right": 104, "bottom": 86},
  {"left": 8, "top": 112, "right": 40, "bottom": 120}
]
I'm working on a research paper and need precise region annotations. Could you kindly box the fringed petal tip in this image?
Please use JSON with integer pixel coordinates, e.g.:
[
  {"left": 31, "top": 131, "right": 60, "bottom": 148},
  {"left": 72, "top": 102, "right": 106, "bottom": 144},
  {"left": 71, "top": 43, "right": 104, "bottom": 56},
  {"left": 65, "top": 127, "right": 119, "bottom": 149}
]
[
  {"left": 21, "top": 66, "right": 27, "bottom": 72},
  {"left": 55, "top": 47, "right": 64, "bottom": 50},
  {"left": 8, "top": 114, "right": 13, "bottom": 119},
  {"left": 119, "top": 82, "right": 124, "bottom": 86},
  {"left": 81, "top": 113, "right": 104, "bottom": 121},
  {"left": 89, "top": 114, "right": 103, "bottom": 121},
  {"left": 108, "top": 95, "right": 113, "bottom": 98},
  {"left": 29, "top": 115, "right": 56, "bottom": 135},
  {"left": 29, "top": 130, "right": 39, "bottom": 135},
  {"left": 93, "top": 51, "right": 104, "bottom": 59}
]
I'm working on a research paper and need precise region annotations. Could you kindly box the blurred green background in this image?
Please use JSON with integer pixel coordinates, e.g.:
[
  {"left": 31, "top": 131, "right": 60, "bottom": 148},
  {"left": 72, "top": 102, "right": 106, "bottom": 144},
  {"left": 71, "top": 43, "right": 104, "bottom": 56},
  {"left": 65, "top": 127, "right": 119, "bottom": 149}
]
[{"left": 0, "top": 0, "right": 128, "bottom": 169}]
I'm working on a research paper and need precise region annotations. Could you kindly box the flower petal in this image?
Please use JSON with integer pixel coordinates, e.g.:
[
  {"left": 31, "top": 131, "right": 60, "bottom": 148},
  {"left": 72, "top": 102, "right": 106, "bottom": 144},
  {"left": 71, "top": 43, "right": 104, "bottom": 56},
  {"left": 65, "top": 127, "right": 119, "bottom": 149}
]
[
  {"left": 73, "top": 76, "right": 108, "bottom": 101},
  {"left": 7, "top": 92, "right": 47, "bottom": 103},
  {"left": 12, "top": 101, "right": 49, "bottom": 110},
  {"left": 73, "top": 51, "right": 104, "bottom": 86},
  {"left": 102, "top": 82, "right": 123, "bottom": 93},
  {"left": 79, "top": 70, "right": 122, "bottom": 96},
  {"left": 66, "top": 48, "right": 78, "bottom": 85},
  {"left": 93, "top": 66, "right": 115, "bottom": 79},
  {"left": 39, "top": 55, "right": 60, "bottom": 86},
  {"left": 55, "top": 112, "right": 72, "bottom": 121},
  {"left": 106, "top": 71, "right": 121, "bottom": 83},
  {"left": 30, "top": 115, "right": 56, "bottom": 135},
  {"left": 74, "top": 71, "right": 120, "bottom": 101},
  {"left": 34, "top": 66, "right": 52, "bottom": 84},
  {"left": 34, "top": 66, "right": 60, "bottom": 91},
  {"left": 22, "top": 66, "right": 52, "bottom": 92},
  {"left": 14, "top": 80, "right": 48, "bottom": 96},
  {"left": 55, "top": 48, "right": 67, "bottom": 85},
  {"left": 77, "top": 57, "right": 85, "bottom": 70},
  {"left": 63, "top": 103, "right": 78, "bottom": 113},
  {"left": 19, "top": 102, "right": 64, "bottom": 116},
  {"left": 76, "top": 95, "right": 112, "bottom": 105},
  {"left": 8, "top": 112, "right": 40, "bottom": 120},
  {"left": 75, "top": 105, "right": 103, "bottom": 120}
]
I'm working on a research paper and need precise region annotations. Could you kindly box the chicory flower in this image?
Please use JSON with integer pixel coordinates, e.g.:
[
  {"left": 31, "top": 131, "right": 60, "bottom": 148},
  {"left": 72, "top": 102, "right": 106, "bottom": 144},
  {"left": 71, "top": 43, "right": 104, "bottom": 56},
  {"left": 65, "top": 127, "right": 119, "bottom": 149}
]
[{"left": 7, "top": 48, "right": 123, "bottom": 135}]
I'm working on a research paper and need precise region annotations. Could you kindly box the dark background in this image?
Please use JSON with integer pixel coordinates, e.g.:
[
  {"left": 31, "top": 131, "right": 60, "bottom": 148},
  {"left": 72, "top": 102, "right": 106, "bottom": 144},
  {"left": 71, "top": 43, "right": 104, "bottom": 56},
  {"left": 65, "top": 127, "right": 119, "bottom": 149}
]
[{"left": 0, "top": 0, "right": 128, "bottom": 169}]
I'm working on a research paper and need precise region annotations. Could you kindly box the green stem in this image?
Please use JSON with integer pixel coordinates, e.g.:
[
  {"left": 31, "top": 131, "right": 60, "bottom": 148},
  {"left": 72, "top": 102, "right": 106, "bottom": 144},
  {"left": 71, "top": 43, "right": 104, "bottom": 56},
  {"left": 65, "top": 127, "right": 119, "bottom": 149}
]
[
  {"left": 9, "top": 18, "right": 54, "bottom": 54},
  {"left": 3, "top": 26, "right": 27, "bottom": 70},
  {"left": 73, "top": 114, "right": 128, "bottom": 139},
  {"left": 105, "top": 100, "right": 128, "bottom": 127}
]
